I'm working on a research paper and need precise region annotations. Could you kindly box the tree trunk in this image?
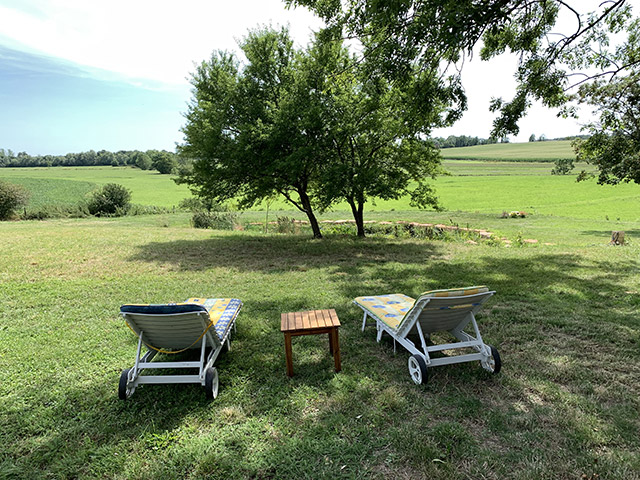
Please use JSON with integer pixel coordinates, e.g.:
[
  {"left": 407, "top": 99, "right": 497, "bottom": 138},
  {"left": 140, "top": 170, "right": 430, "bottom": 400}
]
[
  {"left": 349, "top": 200, "right": 365, "bottom": 237},
  {"left": 298, "top": 190, "right": 322, "bottom": 239}
]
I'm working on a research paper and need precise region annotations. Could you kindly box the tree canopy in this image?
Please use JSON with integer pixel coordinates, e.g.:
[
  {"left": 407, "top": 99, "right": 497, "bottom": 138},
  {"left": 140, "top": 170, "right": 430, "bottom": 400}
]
[
  {"left": 179, "top": 27, "right": 447, "bottom": 237},
  {"left": 179, "top": 27, "right": 329, "bottom": 237},
  {"left": 288, "top": 1, "right": 639, "bottom": 137},
  {"left": 573, "top": 15, "right": 640, "bottom": 185}
]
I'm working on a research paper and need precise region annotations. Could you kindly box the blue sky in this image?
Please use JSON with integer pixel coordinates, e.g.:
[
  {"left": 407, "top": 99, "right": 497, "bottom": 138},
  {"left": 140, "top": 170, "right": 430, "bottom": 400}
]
[
  {"left": 0, "top": 0, "right": 322, "bottom": 156},
  {"left": 0, "top": 0, "right": 590, "bottom": 156},
  {"left": 0, "top": 45, "right": 189, "bottom": 155}
]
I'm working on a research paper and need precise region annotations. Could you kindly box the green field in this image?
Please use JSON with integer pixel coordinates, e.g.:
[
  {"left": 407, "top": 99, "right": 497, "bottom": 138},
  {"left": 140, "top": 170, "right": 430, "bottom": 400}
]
[
  {"left": 3, "top": 160, "right": 639, "bottom": 245},
  {"left": 1, "top": 166, "right": 192, "bottom": 208},
  {"left": 440, "top": 140, "right": 576, "bottom": 161}
]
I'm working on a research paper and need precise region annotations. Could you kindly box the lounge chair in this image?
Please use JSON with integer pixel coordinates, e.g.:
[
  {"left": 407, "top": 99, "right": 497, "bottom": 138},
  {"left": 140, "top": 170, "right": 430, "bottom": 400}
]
[
  {"left": 354, "top": 286, "right": 500, "bottom": 384},
  {"left": 118, "top": 297, "right": 242, "bottom": 400}
]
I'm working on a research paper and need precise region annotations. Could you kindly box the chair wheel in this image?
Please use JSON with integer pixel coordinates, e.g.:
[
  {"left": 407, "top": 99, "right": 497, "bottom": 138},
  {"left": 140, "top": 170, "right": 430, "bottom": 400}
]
[
  {"left": 118, "top": 369, "right": 133, "bottom": 400},
  {"left": 482, "top": 345, "right": 502, "bottom": 374},
  {"left": 408, "top": 355, "right": 428, "bottom": 385},
  {"left": 205, "top": 367, "right": 219, "bottom": 399}
]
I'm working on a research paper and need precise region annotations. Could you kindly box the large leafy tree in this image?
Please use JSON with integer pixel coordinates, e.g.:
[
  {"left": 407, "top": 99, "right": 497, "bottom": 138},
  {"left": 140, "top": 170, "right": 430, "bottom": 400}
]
[
  {"left": 180, "top": 27, "right": 449, "bottom": 238},
  {"left": 179, "top": 27, "right": 329, "bottom": 238},
  {"left": 573, "top": 16, "right": 640, "bottom": 185},
  {"left": 288, "top": 0, "right": 639, "bottom": 141},
  {"left": 309, "top": 35, "right": 445, "bottom": 236}
]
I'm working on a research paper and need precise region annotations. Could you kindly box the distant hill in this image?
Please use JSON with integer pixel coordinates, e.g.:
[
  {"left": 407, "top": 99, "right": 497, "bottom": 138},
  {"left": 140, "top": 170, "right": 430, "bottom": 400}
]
[{"left": 439, "top": 140, "right": 576, "bottom": 162}]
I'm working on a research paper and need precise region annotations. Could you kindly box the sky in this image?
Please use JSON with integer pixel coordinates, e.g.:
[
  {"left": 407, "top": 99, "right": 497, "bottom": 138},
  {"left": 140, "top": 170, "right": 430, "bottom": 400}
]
[{"left": 0, "top": 0, "right": 589, "bottom": 156}]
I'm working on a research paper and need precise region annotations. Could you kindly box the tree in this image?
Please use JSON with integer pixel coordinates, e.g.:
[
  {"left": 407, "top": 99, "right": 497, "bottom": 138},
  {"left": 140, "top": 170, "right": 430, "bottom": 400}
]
[
  {"left": 178, "top": 27, "right": 330, "bottom": 238},
  {"left": 288, "top": 1, "right": 639, "bottom": 139},
  {"left": 179, "top": 28, "right": 447, "bottom": 237},
  {"left": 574, "top": 76, "right": 639, "bottom": 184},
  {"left": 307, "top": 35, "right": 443, "bottom": 236},
  {"left": 529, "top": 134, "right": 536, "bottom": 142},
  {"left": 133, "top": 151, "right": 152, "bottom": 170},
  {"left": 150, "top": 150, "right": 177, "bottom": 174},
  {"left": 572, "top": 12, "right": 640, "bottom": 185},
  {"left": 0, "top": 180, "right": 29, "bottom": 220}
]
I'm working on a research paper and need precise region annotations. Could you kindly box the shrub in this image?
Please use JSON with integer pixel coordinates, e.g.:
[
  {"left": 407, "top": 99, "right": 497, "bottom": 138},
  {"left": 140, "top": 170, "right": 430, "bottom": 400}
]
[
  {"left": 275, "top": 216, "right": 299, "bottom": 234},
  {"left": 87, "top": 183, "right": 132, "bottom": 216},
  {"left": 551, "top": 158, "right": 575, "bottom": 175},
  {"left": 191, "top": 211, "right": 237, "bottom": 230},
  {"left": 0, "top": 180, "right": 30, "bottom": 220}
]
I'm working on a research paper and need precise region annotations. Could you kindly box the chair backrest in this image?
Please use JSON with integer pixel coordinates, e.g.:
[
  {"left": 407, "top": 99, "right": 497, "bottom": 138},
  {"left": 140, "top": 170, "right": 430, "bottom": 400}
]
[
  {"left": 398, "top": 287, "right": 494, "bottom": 336},
  {"left": 120, "top": 304, "right": 215, "bottom": 350}
]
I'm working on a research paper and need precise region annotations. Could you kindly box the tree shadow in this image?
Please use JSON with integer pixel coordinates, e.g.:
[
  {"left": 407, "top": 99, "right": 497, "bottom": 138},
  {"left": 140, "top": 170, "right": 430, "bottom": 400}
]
[
  {"left": 11, "top": 235, "right": 639, "bottom": 478},
  {"left": 580, "top": 228, "right": 640, "bottom": 239},
  {"left": 128, "top": 233, "right": 444, "bottom": 278}
]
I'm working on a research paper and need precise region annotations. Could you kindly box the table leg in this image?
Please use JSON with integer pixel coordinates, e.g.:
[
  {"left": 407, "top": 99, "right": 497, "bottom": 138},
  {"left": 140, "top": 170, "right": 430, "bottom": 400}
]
[
  {"left": 284, "top": 333, "right": 294, "bottom": 377},
  {"left": 328, "top": 332, "right": 334, "bottom": 355},
  {"left": 331, "top": 327, "right": 341, "bottom": 373}
]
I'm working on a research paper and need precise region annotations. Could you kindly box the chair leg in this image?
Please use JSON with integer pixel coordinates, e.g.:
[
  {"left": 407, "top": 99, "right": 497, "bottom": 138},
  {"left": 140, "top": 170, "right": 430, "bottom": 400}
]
[{"left": 376, "top": 323, "right": 383, "bottom": 342}]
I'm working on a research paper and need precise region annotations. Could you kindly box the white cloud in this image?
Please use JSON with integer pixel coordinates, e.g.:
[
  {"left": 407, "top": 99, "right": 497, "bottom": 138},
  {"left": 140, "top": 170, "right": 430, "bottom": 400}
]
[{"left": 0, "top": 0, "right": 323, "bottom": 84}]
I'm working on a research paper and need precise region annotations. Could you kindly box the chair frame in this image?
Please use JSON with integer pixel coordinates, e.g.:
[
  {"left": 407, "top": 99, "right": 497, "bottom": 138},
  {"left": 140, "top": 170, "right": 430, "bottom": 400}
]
[
  {"left": 120, "top": 307, "right": 238, "bottom": 398},
  {"left": 356, "top": 291, "right": 498, "bottom": 381}
]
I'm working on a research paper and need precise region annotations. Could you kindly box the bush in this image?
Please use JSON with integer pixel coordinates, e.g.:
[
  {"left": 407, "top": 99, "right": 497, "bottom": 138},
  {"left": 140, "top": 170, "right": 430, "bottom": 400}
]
[
  {"left": 551, "top": 158, "right": 575, "bottom": 175},
  {"left": 191, "top": 211, "right": 237, "bottom": 230},
  {"left": 87, "top": 183, "right": 132, "bottom": 216},
  {"left": 0, "top": 180, "right": 30, "bottom": 220},
  {"left": 275, "top": 216, "right": 299, "bottom": 234}
]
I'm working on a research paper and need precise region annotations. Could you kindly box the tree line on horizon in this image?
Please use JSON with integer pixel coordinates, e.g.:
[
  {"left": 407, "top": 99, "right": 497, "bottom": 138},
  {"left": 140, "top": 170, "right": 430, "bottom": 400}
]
[{"left": 0, "top": 148, "right": 186, "bottom": 174}]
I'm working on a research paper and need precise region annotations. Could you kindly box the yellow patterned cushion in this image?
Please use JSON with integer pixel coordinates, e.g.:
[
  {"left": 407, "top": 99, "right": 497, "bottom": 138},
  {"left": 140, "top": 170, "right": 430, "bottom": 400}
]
[
  {"left": 355, "top": 286, "right": 489, "bottom": 330},
  {"left": 354, "top": 294, "right": 416, "bottom": 329},
  {"left": 184, "top": 298, "right": 242, "bottom": 340}
]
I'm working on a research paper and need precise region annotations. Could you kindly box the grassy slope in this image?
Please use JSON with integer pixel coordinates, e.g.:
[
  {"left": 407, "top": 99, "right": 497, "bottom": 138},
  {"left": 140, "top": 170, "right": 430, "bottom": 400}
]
[
  {"left": 1, "top": 218, "right": 638, "bottom": 479},
  {"left": 1, "top": 166, "right": 192, "bottom": 207},
  {"left": 3, "top": 161, "right": 639, "bottom": 242},
  {"left": 440, "top": 140, "right": 575, "bottom": 161}
]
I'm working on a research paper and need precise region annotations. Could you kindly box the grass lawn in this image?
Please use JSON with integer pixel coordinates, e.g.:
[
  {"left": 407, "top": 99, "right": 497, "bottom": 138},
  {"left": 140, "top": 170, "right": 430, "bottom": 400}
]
[
  {"left": 440, "top": 140, "right": 576, "bottom": 161},
  {"left": 1, "top": 216, "right": 639, "bottom": 479}
]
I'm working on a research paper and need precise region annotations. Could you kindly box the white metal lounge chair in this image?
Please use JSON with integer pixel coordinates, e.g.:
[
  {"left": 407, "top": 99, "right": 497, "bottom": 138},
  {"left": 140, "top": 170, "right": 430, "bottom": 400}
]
[
  {"left": 354, "top": 286, "right": 500, "bottom": 384},
  {"left": 118, "top": 297, "right": 242, "bottom": 400}
]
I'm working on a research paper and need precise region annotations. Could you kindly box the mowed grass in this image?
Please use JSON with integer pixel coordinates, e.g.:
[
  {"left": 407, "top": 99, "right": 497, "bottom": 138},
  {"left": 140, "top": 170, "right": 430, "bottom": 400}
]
[
  {"left": 1, "top": 166, "right": 192, "bottom": 208},
  {"left": 255, "top": 162, "right": 640, "bottom": 225},
  {"left": 1, "top": 217, "right": 639, "bottom": 479},
  {"left": 440, "top": 140, "right": 576, "bottom": 161}
]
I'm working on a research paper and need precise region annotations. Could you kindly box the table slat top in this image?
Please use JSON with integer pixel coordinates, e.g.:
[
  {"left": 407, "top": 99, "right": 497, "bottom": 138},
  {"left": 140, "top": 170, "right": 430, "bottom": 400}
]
[{"left": 281, "top": 309, "right": 340, "bottom": 332}]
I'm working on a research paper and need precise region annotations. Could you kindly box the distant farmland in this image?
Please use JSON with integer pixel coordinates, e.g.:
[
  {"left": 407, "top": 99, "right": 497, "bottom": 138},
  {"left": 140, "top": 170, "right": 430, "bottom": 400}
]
[{"left": 439, "top": 140, "right": 576, "bottom": 161}]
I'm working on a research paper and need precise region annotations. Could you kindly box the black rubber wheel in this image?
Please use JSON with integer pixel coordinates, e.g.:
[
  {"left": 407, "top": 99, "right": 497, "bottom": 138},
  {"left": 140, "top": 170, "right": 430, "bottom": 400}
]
[
  {"left": 489, "top": 345, "right": 502, "bottom": 374},
  {"left": 118, "top": 369, "right": 132, "bottom": 400},
  {"left": 484, "top": 345, "right": 502, "bottom": 374},
  {"left": 408, "top": 355, "right": 429, "bottom": 385},
  {"left": 205, "top": 367, "right": 219, "bottom": 399}
]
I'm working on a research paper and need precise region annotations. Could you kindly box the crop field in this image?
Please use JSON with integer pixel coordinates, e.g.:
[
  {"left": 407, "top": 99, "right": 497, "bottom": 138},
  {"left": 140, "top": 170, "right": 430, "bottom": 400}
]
[
  {"left": 1, "top": 166, "right": 191, "bottom": 208},
  {"left": 439, "top": 140, "right": 576, "bottom": 161}
]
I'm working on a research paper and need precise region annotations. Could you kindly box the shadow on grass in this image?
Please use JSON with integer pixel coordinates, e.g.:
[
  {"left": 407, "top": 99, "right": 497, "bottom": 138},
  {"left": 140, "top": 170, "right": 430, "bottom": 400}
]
[
  {"left": 10, "top": 234, "right": 639, "bottom": 478},
  {"left": 580, "top": 228, "right": 640, "bottom": 239}
]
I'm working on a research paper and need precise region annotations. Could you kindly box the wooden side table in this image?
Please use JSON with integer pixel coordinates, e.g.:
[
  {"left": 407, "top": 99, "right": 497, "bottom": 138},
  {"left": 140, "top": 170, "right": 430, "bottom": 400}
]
[{"left": 280, "top": 309, "right": 341, "bottom": 377}]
